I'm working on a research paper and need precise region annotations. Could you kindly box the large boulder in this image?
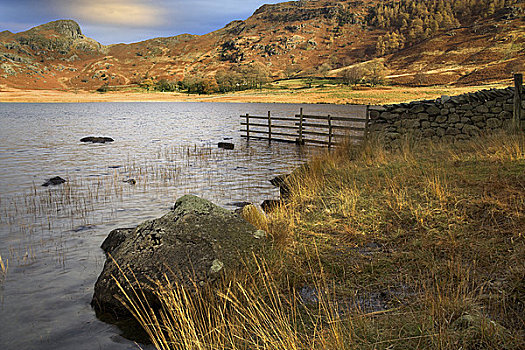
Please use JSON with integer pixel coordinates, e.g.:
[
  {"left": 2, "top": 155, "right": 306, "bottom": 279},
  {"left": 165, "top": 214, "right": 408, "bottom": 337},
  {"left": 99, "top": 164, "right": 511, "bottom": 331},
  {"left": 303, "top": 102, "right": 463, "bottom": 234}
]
[{"left": 92, "top": 195, "right": 270, "bottom": 319}]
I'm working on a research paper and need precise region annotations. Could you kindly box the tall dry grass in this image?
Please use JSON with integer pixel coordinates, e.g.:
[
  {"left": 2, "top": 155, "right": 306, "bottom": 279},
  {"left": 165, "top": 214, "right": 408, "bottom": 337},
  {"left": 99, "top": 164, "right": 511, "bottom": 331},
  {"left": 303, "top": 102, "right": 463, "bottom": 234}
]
[
  {"left": 117, "top": 130, "right": 525, "bottom": 349},
  {"left": 115, "top": 254, "right": 351, "bottom": 350}
]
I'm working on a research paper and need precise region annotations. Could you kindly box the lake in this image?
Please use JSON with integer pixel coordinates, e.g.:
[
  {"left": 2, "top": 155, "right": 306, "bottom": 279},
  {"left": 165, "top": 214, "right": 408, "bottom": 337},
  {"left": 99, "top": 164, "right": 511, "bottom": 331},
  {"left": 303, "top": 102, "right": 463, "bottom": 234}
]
[{"left": 0, "top": 102, "right": 365, "bottom": 349}]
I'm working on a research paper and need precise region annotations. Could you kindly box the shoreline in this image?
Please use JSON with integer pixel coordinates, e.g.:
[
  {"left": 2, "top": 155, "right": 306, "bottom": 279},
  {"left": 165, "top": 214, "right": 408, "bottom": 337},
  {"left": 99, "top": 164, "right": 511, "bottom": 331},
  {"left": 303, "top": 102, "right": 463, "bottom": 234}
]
[{"left": 0, "top": 83, "right": 510, "bottom": 105}]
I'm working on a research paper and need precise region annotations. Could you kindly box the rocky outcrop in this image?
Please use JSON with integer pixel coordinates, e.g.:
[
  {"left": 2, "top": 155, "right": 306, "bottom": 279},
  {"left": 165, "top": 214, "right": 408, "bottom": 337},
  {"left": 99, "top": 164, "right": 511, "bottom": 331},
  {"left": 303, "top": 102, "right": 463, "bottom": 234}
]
[
  {"left": 28, "top": 20, "right": 83, "bottom": 39},
  {"left": 369, "top": 87, "right": 524, "bottom": 147},
  {"left": 92, "top": 195, "right": 270, "bottom": 319}
]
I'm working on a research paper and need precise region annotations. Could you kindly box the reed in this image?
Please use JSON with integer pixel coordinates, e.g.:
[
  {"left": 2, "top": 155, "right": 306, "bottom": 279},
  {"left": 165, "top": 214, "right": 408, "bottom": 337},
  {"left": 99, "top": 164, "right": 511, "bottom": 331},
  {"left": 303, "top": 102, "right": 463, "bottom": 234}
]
[
  {"left": 0, "top": 254, "right": 7, "bottom": 279},
  {"left": 0, "top": 142, "right": 308, "bottom": 266}
]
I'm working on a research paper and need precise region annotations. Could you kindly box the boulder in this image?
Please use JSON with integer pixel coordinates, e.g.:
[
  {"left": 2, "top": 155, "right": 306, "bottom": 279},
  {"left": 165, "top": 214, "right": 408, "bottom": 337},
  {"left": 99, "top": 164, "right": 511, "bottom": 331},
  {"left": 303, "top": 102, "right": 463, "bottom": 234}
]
[
  {"left": 80, "top": 136, "right": 114, "bottom": 143},
  {"left": 92, "top": 195, "right": 270, "bottom": 319},
  {"left": 42, "top": 176, "right": 66, "bottom": 187}
]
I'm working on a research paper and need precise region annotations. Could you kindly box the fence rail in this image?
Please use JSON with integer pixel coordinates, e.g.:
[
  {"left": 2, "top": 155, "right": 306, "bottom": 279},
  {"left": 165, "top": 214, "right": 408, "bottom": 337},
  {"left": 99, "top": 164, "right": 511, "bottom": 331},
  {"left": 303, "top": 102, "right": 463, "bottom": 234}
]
[{"left": 240, "top": 107, "right": 370, "bottom": 148}]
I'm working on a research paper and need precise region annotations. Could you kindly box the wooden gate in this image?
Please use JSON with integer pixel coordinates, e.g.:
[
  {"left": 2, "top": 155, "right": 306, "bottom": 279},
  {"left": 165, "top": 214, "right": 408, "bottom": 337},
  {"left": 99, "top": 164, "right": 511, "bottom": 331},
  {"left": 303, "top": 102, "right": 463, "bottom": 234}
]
[{"left": 241, "top": 107, "right": 370, "bottom": 147}]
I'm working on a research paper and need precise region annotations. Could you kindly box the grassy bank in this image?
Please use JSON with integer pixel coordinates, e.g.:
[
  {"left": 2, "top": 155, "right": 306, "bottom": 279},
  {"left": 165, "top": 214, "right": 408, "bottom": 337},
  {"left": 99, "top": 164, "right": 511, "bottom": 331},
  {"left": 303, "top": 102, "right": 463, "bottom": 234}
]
[
  {"left": 0, "top": 82, "right": 509, "bottom": 104},
  {"left": 121, "top": 131, "right": 524, "bottom": 349}
]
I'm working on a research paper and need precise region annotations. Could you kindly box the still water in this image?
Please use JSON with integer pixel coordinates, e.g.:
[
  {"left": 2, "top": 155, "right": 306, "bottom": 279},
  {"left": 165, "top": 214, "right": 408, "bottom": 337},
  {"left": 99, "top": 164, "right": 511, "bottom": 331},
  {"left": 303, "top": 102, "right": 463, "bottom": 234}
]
[{"left": 0, "top": 102, "right": 364, "bottom": 349}]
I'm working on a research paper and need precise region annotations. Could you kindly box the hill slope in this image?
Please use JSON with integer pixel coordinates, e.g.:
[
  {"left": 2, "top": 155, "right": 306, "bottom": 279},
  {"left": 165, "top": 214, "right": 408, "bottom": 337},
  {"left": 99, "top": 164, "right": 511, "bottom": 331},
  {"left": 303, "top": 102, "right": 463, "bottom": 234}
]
[{"left": 0, "top": 0, "right": 524, "bottom": 91}]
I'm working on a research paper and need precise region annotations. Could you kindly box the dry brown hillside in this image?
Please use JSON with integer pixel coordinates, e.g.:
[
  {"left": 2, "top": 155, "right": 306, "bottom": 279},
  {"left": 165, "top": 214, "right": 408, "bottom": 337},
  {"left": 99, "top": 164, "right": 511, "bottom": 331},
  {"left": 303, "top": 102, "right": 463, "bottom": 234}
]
[{"left": 0, "top": 0, "right": 523, "bottom": 91}]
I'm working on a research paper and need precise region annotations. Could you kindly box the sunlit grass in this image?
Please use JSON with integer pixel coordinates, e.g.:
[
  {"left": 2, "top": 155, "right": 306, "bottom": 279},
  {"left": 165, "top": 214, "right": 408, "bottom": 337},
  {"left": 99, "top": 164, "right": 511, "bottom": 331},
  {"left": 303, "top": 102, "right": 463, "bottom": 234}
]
[
  {"left": 115, "top": 252, "right": 356, "bottom": 350},
  {"left": 119, "top": 130, "right": 525, "bottom": 349}
]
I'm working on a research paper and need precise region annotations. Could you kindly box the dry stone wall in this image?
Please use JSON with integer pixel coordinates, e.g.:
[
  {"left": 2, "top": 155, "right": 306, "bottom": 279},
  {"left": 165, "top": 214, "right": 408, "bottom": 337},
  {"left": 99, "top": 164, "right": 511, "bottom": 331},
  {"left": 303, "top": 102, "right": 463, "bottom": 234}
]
[{"left": 368, "top": 87, "right": 524, "bottom": 147}]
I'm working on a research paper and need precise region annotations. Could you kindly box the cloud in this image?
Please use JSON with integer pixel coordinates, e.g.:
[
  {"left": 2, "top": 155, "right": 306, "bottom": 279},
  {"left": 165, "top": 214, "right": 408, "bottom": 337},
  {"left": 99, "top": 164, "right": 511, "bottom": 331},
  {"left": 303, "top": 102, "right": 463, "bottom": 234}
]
[
  {"left": 0, "top": 0, "right": 292, "bottom": 44},
  {"left": 62, "top": 0, "right": 166, "bottom": 28}
]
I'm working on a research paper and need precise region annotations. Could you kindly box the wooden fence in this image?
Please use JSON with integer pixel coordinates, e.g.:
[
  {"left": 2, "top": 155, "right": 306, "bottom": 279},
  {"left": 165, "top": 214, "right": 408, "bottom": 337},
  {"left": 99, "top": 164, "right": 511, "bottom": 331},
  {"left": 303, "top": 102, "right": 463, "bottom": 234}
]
[
  {"left": 240, "top": 107, "right": 370, "bottom": 148},
  {"left": 514, "top": 73, "right": 523, "bottom": 131}
]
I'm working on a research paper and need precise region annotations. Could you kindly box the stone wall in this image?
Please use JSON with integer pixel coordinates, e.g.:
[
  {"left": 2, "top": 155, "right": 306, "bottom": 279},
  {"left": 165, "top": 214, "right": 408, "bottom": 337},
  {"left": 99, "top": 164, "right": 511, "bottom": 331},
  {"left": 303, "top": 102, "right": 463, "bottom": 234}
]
[{"left": 368, "top": 87, "right": 524, "bottom": 147}]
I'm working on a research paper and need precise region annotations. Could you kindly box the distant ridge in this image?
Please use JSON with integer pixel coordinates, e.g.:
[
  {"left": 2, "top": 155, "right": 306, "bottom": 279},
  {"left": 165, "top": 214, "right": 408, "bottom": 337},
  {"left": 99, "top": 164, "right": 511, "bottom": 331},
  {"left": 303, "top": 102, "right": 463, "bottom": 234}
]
[{"left": 0, "top": 0, "right": 523, "bottom": 90}]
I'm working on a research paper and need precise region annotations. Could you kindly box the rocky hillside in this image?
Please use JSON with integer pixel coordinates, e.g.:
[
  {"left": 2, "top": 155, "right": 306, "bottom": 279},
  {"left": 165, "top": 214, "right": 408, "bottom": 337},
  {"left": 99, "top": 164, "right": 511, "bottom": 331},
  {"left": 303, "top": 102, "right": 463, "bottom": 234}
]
[{"left": 0, "top": 0, "right": 524, "bottom": 91}]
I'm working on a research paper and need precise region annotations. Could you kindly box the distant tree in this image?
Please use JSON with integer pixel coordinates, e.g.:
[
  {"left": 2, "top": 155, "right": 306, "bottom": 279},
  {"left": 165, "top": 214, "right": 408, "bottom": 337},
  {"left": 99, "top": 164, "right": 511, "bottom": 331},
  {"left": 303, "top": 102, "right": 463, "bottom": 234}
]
[
  {"left": 181, "top": 74, "right": 204, "bottom": 94},
  {"left": 215, "top": 69, "right": 234, "bottom": 92},
  {"left": 236, "top": 62, "right": 270, "bottom": 89},
  {"left": 139, "top": 77, "right": 156, "bottom": 91},
  {"left": 341, "top": 66, "right": 365, "bottom": 85},
  {"left": 202, "top": 76, "right": 219, "bottom": 94},
  {"left": 155, "top": 79, "right": 177, "bottom": 92},
  {"left": 318, "top": 62, "right": 333, "bottom": 77},
  {"left": 364, "top": 61, "right": 387, "bottom": 86}
]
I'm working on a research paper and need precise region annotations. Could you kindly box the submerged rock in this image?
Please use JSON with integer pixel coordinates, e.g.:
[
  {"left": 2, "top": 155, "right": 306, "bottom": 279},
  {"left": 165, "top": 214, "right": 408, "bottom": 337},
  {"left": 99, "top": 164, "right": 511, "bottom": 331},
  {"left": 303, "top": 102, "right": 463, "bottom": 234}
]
[
  {"left": 42, "top": 176, "right": 66, "bottom": 187},
  {"left": 123, "top": 178, "right": 136, "bottom": 185},
  {"left": 92, "top": 195, "right": 270, "bottom": 319},
  {"left": 80, "top": 136, "right": 114, "bottom": 143},
  {"left": 218, "top": 142, "right": 234, "bottom": 150}
]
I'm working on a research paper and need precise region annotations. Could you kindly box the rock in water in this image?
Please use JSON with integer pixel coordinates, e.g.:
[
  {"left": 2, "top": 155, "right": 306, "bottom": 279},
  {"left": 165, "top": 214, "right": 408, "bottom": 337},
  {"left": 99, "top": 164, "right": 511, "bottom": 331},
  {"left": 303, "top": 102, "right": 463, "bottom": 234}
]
[
  {"left": 80, "top": 136, "right": 114, "bottom": 143},
  {"left": 218, "top": 142, "right": 234, "bottom": 150},
  {"left": 42, "top": 176, "right": 66, "bottom": 187},
  {"left": 123, "top": 178, "right": 136, "bottom": 185},
  {"left": 92, "top": 195, "right": 270, "bottom": 319}
]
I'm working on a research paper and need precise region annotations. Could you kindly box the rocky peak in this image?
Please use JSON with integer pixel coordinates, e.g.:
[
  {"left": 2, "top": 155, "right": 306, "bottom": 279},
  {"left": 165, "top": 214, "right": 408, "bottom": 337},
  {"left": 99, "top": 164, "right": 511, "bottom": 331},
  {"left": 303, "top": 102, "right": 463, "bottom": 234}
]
[{"left": 30, "top": 20, "right": 83, "bottom": 39}]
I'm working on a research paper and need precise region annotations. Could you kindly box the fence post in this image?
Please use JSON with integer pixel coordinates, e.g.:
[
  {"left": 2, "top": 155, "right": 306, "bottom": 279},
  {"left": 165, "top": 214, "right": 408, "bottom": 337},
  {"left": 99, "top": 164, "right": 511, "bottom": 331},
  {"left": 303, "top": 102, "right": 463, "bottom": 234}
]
[
  {"left": 364, "top": 105, "right": 370, "bottom": 142},
  {"left": 328, "top": 115, "right": 333, "bottom": 149},
  {"left": 245, "top": 113, "right": 250, "bottom": 140},
  {"left": 268, "top": 111, "right": 272, "bottom": 142},
  {"left": 513, "top": 73, "right": 523, "bottom": 131},
  {"left": 298, "top": 108, "right": 304, "bottom": 144}
]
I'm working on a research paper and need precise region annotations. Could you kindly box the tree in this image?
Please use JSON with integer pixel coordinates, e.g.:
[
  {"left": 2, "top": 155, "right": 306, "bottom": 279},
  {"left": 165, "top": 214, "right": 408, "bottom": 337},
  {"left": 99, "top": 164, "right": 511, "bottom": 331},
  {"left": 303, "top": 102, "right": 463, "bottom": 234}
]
[
  {"left": 318, "top": 62, "right": 333, "bottom": 77},
  {"left": 364, "top": 61, "right": 387, "bottom": 86},
  {"left": 202, "top": 76, "right": 219, "bottom": 94},
  {"left": 236, "top": 62, "right": 270, "bottom": 89},
  {"left": 341, "top": 66, "right": 365, "bottom": 85},
  {"left": 181, "top": 74, "right": 204, "bottom": 94},
  {"left": 155, "top": 79, "right": 177, "bottom": 92}
]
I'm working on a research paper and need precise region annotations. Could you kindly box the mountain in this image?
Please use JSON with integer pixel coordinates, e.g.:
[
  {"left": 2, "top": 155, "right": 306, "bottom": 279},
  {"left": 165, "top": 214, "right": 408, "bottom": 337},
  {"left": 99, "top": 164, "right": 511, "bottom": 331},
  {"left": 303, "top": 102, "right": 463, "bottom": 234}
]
[{"left": 0, "top": 0, "right": 524, "bottom": 91}]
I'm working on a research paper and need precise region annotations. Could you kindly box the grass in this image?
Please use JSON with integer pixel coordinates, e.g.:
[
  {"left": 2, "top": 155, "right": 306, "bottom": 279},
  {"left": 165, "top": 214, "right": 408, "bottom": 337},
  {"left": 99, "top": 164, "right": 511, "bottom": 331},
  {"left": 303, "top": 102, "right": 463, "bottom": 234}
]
[{"left": 118, "top": 130, "right": 525, "bottom": 349}]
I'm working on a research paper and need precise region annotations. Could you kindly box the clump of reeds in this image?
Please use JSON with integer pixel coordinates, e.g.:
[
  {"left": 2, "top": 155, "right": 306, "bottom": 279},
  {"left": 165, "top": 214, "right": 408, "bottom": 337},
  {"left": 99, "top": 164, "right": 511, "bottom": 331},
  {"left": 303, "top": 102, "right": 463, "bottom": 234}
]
[{"left": 241, "top": 204, "right": 269, "bottom": 232}]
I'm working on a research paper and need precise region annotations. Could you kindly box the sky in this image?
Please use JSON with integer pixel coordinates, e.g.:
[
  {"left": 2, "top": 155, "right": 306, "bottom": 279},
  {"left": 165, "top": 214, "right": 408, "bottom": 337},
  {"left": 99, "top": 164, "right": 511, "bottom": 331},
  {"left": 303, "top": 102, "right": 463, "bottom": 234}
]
[{"left": 0, "top": 0, "right": 290, "bottom": 44}]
